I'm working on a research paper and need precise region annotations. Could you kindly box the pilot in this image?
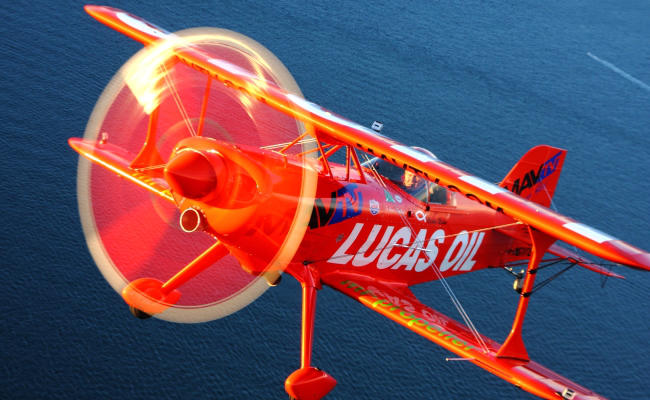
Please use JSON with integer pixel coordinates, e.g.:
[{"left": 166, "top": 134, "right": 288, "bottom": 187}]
[
  {"left": 402, "top": 169, "right": 447, "bottom": 204},
  {"left": 402, "top": 169, "right": 424, "bottom": 191}
]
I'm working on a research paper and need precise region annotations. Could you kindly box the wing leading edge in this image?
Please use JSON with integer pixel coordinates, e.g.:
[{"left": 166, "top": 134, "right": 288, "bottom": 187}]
[
  {"left": 70, "top": 138, "right": 173, "bottom": 202},
  {"left": 322, "top": 271, "right": 606, "bottom": 400}
]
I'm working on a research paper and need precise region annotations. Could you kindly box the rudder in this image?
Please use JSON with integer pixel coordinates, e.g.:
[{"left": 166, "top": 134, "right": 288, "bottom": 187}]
[{"left": 499, "top": 145, "right": 566, "bottom": 207}]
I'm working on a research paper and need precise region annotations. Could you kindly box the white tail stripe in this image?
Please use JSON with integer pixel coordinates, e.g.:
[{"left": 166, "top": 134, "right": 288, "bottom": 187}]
[
  {"left": 116, "top": 12, "right": 169, "bottom": 39},
  {"left": 459, "top": 175, "right": 507, "bottom": 195},
  {"left": 563, "top": 222, "right": 615, "bottom": 244}
]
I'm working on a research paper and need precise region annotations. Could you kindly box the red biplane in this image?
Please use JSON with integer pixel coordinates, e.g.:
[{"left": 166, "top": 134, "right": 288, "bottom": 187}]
[{"left": 70, "top": 6, "right": 650, "bottom": 400}]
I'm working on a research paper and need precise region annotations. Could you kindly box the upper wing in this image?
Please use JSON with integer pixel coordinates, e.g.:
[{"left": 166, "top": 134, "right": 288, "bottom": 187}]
[
  {"left": 84, "top": 5, "right": 172, "bottom": 44},
  {"left": 322, "top": 270, "right": 606, "bottom": 400},
  {"left": 84, "top": 5, "right": 650, "bottom": 272}
]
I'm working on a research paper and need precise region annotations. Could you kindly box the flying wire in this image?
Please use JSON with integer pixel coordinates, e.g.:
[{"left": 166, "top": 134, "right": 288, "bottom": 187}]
[
  {"left": 133, "top": 164, "right": 166, "bottom": 171},
  {"left": 261, "top": 138, "right": 317, "bottom": 150},
  {"left": 541, "top": 182, "right": 614, "bottom": 286},
  {"left": 360, "top": 152, "right": 491, "bottom": 354},
  {"left": 162, "top": 63, "right": 198, "bottom": 137}
]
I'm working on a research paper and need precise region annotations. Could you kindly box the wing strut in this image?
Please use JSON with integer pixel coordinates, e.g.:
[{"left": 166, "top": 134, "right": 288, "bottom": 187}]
[
  {"left": 360, "top": 150, "right": 490, "bottom": 353},
  {"left": 131, "top": 100, "right": 164, "bottom": 169},
  {"left": 196, "top": 75, "right": 212, "bottom": 136},
  {"left": 497, "top": 227, "right": 556, "bottom": 361}
]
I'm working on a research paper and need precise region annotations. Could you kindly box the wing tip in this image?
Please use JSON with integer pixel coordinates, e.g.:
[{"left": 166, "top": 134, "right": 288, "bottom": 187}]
[
  {"left": 630, "top": 252, "right": 650, "bottom": 271},
  {"left": 84, "top": 4, "right": 110, "bottom": 17}
]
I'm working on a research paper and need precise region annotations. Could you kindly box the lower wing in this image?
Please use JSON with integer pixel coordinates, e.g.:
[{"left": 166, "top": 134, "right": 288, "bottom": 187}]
[
  {"left": 322, "top": 270, "right": 606, "bottom": 400},
  {"left": 70, "top": 138, "right": 173, "bottom": 202}
]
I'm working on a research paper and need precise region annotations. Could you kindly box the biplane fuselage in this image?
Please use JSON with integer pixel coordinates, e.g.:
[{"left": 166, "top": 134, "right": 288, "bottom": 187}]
[
  {"left": 70, "top": 6, "right": 650, "bottom": 400},
  {"left": 160, "top": 135, "right": 516, "bottom": 286},
  {"left": 295, "top": 162, "right": 513, "bottom": 286}
]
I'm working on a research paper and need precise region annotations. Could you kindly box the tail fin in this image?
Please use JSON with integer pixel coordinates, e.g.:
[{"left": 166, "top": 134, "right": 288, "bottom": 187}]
[{"left": 499, "top": 145, "right": 566, "bottom": 207}]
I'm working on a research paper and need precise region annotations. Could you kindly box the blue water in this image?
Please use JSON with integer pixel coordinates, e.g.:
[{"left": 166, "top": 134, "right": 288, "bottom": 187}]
[{"left": 2, "top": 1, "right": 649, "bottom": 399}]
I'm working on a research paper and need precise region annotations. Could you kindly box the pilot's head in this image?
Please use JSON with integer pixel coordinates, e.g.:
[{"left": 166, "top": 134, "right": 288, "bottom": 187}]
[{"left": 403, "top": 170, "right": 422, "bottom": 189}]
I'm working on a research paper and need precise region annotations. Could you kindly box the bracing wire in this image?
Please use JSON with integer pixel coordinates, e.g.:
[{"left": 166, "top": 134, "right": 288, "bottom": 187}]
[
  {"left": 162, "top": 63, "right": 198, "bottom": 137},
  {"left": 542, "top": 183, "right": 614, "bottom": 287},
  {"left": 260, "top": 138, "right": 317, "bottom": 150},
  {"left": 132, "top": 164, "right": 166, "bottom": 171},
  {"left": 360, "top": 152, "right": 491, "bottom": 354},
  {"left": 528, "top": 263, "right": 576, "bottom": 295},
  {"left": 543, "top": 183, "right": 582, "bottom": 252}
]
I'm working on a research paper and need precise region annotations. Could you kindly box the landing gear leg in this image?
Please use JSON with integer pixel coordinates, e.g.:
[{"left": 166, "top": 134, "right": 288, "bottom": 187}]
[
  {"left": 497, "top": 227, "right": 555, "bottom": 361},
  {"left": 284, "top": 267, "right": 336, "bottom": 400}
]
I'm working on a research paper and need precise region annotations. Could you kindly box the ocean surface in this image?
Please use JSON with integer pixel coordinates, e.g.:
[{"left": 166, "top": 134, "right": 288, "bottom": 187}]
[{"left": 1, "top": 1, "right": 649, "bottom": 399}]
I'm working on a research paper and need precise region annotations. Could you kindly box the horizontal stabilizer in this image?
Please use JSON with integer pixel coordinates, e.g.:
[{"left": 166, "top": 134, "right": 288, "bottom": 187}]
[
  {"left": 497, "top": 225, "right": 625, "bottom": 279},
  {"left": 323, "top": 271, "right": 607, "bottom": 400},
  {"left": 548, "top": 244, "right": 624, "bottom": 279}
]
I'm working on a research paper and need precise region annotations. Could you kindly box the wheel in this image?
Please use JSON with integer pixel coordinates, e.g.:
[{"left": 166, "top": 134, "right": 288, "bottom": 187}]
[{"left": 129, "top": 305, "right": 152, "bottom": 320}]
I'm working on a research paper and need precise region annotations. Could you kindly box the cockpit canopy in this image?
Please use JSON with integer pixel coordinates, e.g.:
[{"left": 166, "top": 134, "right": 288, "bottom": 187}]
[{"left": 364, "top": 147, "right": 448, "bottom": 204}]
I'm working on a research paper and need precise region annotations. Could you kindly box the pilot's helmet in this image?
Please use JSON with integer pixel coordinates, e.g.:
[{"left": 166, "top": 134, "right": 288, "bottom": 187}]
[{"left": 402, "top": 169, "right": 423, "bottom": 189}]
